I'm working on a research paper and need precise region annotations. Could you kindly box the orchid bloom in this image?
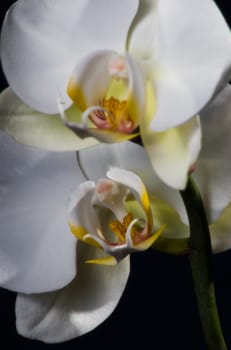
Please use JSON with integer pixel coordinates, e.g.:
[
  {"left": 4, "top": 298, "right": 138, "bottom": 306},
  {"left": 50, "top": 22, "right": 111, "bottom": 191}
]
[
  {"left": 0, "top": 132, "right": 162, "bottom": 343},
  {"left": 0, "top": 84, "right": 231, "bottom": 343},
  {"left": 1, "top": 0, "right": 231, "bottom": 189},
  {"left": 68, "top": 168, "right": 163, "bottom": 266},
  {"left": 0, "top": 131, "right": 129, "bottom": 343}
]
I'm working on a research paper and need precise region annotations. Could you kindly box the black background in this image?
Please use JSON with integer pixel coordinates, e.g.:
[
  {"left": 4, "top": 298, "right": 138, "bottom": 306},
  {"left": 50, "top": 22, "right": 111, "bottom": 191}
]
[{"left": 0, "top": 1, "right": 231, "bottom": 349}]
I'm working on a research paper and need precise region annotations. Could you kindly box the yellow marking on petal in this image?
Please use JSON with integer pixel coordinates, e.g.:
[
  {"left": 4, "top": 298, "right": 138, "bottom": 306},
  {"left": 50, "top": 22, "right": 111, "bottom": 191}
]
[
  {"left": 134, "top": 225, "right": 165, "bottom": 251},
  {"left": 69, "top": 223, "right": 87, "bottom": 240},
  {"left": 141, "top": 184, "right": 150, "bottom": 212},
  {"left": 109, "top": 221, "right": 126, "bottom": 242},
  {"left": 126, "top": 93, "right": 140, "bottom": 127},
  {"left": 85, "top": 255, "right": 117, "bottom": 266},
  {"left": 67, "top": 80, "right": 87, "bottom": 111},
  {"left": 109, "top": 213, "right": 134, "bottom": 243},
  {"left": 103, "top": 97, "right": 127, "bottom": 120},
  {"left": 69, "top": 223, "right": 101, "bottom": 248},
  {"left": 106, "top": 79, "right": 128, "bottom": 101},
  {"left": 83, "top": 235, "right": 102, "bottom": 248},
  {"left": 104, "top": 79, "right": 138, "bottom": 133},
  {"left": 145, "top": 80, "right": 157, "bottom": 126},
  {"left": 122, "top": 213, "right": 134, "bottom": 230}
]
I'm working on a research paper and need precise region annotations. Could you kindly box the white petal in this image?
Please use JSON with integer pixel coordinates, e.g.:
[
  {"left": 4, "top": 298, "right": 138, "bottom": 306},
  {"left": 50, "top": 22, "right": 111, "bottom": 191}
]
[
  {"left": 0, "top": 132, "right": 86, "bottom": 293},
  {"left": 16, "top": 243, "right": 130, "bottom": 343},
  {"left": 77, "top": 143, "right": 131, "bottom": 181},
  {"left": 1, "top": 0, "right": 139, "bottom": 113},
  {"left": 194, "top": 85, "right": 231, "bottom": 223},
  {"left": 68, "top": 182, "right": 102, "bottom": 238},
  {"left": 125, "top": 54, "right": 146, "bottom": 128},
  {"left": 68, "top": 50, "right": 114, "bottom": 108},
  {"left": 129, "top": 0, "right": 231, "bottom": 130},
  {"left": 142, "top": 116, "right": 202, "bottom": 189},
  {"left": 0, "top": 87, "right": 98, "bottom": 151},
  {"left": 107, "top": 167, "right": 149, "bottom": 213}
]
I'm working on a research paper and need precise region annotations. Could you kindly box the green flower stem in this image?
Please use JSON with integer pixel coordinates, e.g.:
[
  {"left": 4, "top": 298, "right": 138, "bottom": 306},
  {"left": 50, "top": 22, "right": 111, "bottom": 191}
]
[{"left": 180, "top": 177, "right": 227, "bottom": 350}]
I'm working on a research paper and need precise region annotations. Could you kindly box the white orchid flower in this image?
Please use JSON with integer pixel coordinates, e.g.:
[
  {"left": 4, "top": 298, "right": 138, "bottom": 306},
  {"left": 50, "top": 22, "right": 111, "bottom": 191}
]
[
  {"left": 68, "top": 168, "right": 163, "bottom": 266},
  {"left": 0, "top": 134, "right": 161, "bottom": 343},
  {"left": 1, "top": 0, "right": 231, "bottom": 189},
  {"left": 0, "top": 131, "right": 131, "bottom": 343}
]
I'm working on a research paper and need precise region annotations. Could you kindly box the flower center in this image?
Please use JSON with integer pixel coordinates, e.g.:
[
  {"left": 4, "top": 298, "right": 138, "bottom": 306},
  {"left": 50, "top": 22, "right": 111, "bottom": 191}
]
[
  {"left": 68, "top": 170, "right": 164, "bottom": 265},
  {"left": 89, "top": 96, "right": 134, "bottom": 133},
  {"left": 109, "top": 213, "right": 134, "bottom": 243},
  {"left": 109, "top": 213, "right": 148, "bottom": 245},
  {"left": 64, "top": 52, "right": 146, "bottom": 139},
  {"left": 103, "top": 96, "right": 127, "bottom": 115}
]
